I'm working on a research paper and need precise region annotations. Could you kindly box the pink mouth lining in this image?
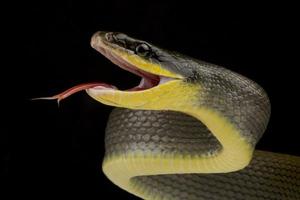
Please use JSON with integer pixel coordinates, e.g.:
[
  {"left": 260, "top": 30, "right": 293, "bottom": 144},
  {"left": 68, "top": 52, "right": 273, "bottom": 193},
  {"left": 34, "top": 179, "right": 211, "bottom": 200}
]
[{"left": 93, "top": 45, "right": 160, "bottom": 91}]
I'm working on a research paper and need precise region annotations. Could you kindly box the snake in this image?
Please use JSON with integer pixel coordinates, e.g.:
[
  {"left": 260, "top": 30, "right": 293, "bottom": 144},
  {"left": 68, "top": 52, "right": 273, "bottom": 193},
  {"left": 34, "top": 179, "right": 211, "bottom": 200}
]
[{"left": 43, "top": 31, "right": 300, "bottom": 199}]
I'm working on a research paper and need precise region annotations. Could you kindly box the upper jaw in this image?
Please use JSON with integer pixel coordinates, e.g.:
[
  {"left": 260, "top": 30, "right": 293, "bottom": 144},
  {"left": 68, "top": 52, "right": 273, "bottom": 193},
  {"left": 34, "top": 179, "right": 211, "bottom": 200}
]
[{"left": 92, "top": 32, "right": 183, "bottom": 76}]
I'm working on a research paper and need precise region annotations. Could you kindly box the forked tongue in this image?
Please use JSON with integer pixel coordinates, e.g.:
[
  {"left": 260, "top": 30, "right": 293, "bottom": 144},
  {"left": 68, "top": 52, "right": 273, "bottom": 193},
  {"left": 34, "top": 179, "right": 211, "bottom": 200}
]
[{"left": 32, "top": 83, "right": 117, "bottom": 105}]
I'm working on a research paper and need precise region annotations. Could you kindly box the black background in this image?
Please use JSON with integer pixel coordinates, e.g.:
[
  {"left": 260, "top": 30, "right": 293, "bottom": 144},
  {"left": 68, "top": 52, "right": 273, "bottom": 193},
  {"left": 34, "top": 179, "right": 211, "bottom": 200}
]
[{"left": 3, "top": 1, "right": 299, "bottom": 199}]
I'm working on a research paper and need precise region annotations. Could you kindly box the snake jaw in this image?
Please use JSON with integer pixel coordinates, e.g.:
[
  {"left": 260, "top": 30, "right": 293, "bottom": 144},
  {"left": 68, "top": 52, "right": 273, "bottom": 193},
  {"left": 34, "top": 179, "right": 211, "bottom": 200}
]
[
  {"left": 86, "top": 33, "right": 189, "bottom": 108},
  {"left": 35, "top": 32, "right": 182, "bottom": 105},
  {"left": 84, "top": 32, "right": 189, "bottom": 108},
  {"left": 91, "top": 38, "right": 162, "bottom": 91},
  {"left": 91, "top": 31, "right": 183, "bottom": 78}
]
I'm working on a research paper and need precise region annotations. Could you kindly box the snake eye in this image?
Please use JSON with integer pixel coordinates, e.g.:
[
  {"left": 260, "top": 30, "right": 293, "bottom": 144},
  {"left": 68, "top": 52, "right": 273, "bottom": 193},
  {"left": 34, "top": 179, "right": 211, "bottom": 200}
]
[{"left": 136, "top": 43, "right": 151, "bottom": 57}]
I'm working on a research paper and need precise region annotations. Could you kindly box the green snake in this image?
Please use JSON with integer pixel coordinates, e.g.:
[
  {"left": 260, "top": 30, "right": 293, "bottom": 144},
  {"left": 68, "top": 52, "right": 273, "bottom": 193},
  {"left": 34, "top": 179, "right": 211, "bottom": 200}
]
[{"left": 44, "top": 32, "right": 300, "bottom": 199}]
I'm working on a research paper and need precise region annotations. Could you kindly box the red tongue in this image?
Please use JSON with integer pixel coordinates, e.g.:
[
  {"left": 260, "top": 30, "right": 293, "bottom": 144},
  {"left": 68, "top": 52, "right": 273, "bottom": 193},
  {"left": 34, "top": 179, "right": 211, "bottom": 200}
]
[{"left": 32, "top": 82, "right": 116, "bottom": 105}]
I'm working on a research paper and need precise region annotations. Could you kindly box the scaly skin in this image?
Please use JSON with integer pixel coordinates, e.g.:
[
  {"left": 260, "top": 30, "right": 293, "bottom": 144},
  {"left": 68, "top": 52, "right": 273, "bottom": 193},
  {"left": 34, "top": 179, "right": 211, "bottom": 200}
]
[{"left": 45, "top": 32, "right": 300, "bottom": 199}]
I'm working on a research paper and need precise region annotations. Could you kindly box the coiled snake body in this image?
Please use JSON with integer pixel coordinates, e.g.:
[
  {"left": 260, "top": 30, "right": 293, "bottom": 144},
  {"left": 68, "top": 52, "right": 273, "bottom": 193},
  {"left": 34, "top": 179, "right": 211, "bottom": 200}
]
[{"left": 48, "top": 32, "right": 300, "bottom": 199}]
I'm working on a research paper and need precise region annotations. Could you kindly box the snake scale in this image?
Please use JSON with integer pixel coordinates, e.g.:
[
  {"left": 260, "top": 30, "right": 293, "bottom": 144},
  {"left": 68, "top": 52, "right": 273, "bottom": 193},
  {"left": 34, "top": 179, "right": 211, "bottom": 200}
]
[{"left": 45, "top": 31, "right": 300, "bottom": 199}]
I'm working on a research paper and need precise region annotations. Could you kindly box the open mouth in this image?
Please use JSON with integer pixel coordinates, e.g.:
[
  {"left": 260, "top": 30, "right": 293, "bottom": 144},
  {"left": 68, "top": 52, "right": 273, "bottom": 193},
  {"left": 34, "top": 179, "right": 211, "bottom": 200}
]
[
  {"left": 37, "top": 32, "right": 177, "bottom": 103},
  {"left": 91, "top": 37, "right": 174, "bottom": 91}
]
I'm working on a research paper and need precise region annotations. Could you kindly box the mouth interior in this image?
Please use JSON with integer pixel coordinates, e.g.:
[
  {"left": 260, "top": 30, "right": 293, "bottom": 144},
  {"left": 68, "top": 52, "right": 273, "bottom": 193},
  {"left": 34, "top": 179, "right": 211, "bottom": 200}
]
[{"left": 94, "top": 44, "right": 173, "bottom": 91}]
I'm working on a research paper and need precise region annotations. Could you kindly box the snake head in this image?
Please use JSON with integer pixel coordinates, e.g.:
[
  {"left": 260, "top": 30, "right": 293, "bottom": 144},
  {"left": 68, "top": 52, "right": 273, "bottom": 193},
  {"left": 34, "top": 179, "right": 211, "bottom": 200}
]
[
  {"left": 86, "top": 31, "right": 199, "bottom": 110},
  {"left": 35, "top": 31, "right": 199, "bottom": 110}
]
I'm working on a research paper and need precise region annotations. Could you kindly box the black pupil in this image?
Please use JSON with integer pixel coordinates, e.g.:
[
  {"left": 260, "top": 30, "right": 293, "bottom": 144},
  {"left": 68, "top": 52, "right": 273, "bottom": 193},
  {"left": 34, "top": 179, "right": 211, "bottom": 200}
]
[{"left": 136, "top": 44, "right": 149, "bottom": 55}]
